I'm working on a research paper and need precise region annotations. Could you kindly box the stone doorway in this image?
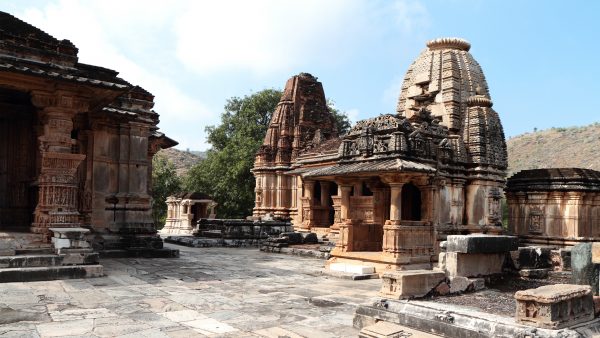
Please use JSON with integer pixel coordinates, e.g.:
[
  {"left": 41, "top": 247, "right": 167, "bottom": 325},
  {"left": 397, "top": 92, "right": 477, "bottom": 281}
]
[
  {"left": 0, "top": 88, "right": 38, "bottom": 231},
  {"left": 401, "top": 183, "right": 422, "bottom": 221}
]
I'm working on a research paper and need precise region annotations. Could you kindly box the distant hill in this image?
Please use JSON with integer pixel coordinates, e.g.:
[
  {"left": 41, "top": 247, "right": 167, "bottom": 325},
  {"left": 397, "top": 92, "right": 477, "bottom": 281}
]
[
  {"left": 157, "top": 148, "right": 205, "bottom": 176},
  {"left": 507, "top": 122, "right": 600, "bottom": 176}
]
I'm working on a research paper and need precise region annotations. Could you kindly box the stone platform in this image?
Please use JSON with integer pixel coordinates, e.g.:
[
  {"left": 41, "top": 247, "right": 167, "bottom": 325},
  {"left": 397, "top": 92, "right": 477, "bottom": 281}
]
[
  {"left": 1, "top": 244, "right": 381, "bottom": 337},
  {"left": 0, "top": 231, "right": 104, "bottom": 283},
  {"left": 354, "top": 298, "right": 600, "bottom": 337}
]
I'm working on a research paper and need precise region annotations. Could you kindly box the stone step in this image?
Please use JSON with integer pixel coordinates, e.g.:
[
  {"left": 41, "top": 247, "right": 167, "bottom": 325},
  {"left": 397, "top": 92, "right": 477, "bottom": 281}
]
[
  {"left": 15, "top": 248, "right": 55, "bottom": 255},
  {"left": 0, "top": 254, "right": 63, "bottom": 268},
  {"left": 0, "top": 265, "right": 103, "bottom": 283}
]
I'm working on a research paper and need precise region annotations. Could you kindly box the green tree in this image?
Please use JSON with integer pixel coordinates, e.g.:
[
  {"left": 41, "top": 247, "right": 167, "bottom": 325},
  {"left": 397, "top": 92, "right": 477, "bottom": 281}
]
[
  {"left": 184, "top": 89, "right": 351, "bottom": 218},
  {"left": 327, "top": 99, "right": 351, "bottom": 135},
  {"left": 151, "top": 154, "right": 182, "bottom": 227}
]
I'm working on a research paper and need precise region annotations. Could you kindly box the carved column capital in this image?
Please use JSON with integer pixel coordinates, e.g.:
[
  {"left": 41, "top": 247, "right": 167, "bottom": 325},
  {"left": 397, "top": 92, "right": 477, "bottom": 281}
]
[{"left": 30, "top": 90, "right": 89, "bottom": 113}]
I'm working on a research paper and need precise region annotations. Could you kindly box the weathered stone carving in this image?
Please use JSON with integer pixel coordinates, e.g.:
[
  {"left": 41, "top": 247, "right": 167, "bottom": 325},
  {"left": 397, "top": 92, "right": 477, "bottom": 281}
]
[
  {"left": 0, "top": 11, "right": 177, "bottom": 254},
  {"left": 254, "top": 38, "right": 508, "bottom": 272},
  {"left": 252, "top": 73, "right": 338, "bottom": 220},
  {"left": 507, "top": 168, "right": 600, "bottom": 247},
  {"left": 515, "top": 284, "right": 594, "bottom": 329}
]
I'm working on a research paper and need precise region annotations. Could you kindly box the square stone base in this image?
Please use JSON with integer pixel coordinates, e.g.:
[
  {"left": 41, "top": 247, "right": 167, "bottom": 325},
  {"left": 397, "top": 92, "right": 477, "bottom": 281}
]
[
  {"left": 440, "top": 252, "right": 505, "bottom": 277},
  {"left": 380, "top": 269, "right": 445, "bottom": 299},
  {"left": 515, "top": 284, "right": 594, "bottom": 329}
]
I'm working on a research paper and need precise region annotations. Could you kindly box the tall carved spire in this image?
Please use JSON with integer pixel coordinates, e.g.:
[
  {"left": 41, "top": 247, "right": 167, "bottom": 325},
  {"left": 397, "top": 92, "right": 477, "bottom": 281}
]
[
  {"left": 255, "top": 73, "right": 337, "bottom": 168},
  {"left": 396, "top": 37, "right": 507, "bottom": 170}
]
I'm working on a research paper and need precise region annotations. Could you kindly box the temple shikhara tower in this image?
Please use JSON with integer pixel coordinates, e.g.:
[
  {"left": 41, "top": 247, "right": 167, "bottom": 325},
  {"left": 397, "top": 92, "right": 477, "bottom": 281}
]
[
  {"left": 254, "top": 38, "right": 508, "bottom": 271},
  {"left": 0, "top": 12, "right": 176, "bottom": 255},
  {"left": 252, "top": 73, "right": 338, "bottom": 220}
]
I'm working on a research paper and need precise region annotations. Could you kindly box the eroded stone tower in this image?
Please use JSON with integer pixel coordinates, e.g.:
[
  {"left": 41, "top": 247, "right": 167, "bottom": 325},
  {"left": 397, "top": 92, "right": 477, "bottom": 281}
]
[{"left": 252, "top": 73, "right": 337, "bottom": 220}]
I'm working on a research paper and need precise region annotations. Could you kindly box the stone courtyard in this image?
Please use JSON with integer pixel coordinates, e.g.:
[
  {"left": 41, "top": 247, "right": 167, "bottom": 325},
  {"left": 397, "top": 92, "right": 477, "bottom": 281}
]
[{"left": 0, "top": 244, "right": 380, "bottom": 338}]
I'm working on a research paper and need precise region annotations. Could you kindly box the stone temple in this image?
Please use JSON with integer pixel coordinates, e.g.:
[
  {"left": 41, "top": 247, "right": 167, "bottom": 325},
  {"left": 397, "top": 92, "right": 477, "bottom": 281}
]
[
  {"left": 253, "top": 38, "right": 508, "bottom": 271},
  {"left": 0, "top": 12, "right": 177, "bottom": 256}
]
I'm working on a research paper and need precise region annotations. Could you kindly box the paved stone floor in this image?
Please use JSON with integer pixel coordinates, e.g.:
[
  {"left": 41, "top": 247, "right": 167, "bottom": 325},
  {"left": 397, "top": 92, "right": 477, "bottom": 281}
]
[{"left": 0, "top": 244, "right": 380, "bottom": 337}]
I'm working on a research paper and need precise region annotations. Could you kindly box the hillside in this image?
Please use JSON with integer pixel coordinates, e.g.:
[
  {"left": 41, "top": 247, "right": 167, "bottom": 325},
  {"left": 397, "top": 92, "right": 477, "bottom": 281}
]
[
  {"left": 507, "top": 123, "right": 600, "bottom": 175},
  {"left": 157, "top": 148, "right": 204, "bottom": 176}
]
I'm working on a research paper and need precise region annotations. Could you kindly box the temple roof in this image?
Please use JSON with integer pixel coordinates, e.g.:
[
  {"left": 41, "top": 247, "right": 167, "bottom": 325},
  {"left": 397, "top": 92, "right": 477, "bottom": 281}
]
[
  {"left": 0, "top": 11, "right": 130, "bottom": 89},
  {"left": 287, "top": 158, "right": 435, "bottom": 178},
  {"left": 507, "top": 168, "right": 600, "bottom": 192},
  {"left": 173, "top": 192, "right": 214, "bottom": 200},
  {"left": 0, "top": 11, "right": 176, "bottom": 150}
]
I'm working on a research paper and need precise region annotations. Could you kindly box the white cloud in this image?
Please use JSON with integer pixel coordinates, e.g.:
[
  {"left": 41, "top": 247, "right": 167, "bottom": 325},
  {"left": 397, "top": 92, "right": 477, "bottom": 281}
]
[
  {"left": 174, "top": 0, "right": 372, "bottom": 75},
  {"left": 14, "top": 0, "right": 431, "bottom": 149},
  {"left": 345, "top": 108, "right": 361, "bottom": 125},
  {"left": 18, "top": 0, "right": 217, "bottom": 149}
]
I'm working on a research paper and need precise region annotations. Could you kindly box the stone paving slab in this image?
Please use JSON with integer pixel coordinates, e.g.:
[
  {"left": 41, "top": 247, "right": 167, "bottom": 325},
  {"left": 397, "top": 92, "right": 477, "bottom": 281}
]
[{"left": 0, "top": 244, "right": 380, "bottom": 337}]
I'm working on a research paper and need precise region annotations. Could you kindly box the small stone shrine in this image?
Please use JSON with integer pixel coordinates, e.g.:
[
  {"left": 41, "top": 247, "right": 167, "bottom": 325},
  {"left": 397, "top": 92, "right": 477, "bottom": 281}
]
[
  {"left": 162, "top": 192, "right": 217, "bottom": 235},
  {"left": 253, "top": 38, "right": 508, "bottom": 271},
  {"left": 0, "top": 12, "right": 177, "bottom": 257},
  {"left": 506, "top": 168, "right": 600, "bottom": 247}
]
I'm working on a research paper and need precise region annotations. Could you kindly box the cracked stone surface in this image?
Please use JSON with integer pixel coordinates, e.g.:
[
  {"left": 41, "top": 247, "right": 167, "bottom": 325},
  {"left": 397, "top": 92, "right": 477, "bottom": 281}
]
[{"left": 0, "top": 244, "right": 380, "bottom": 337}]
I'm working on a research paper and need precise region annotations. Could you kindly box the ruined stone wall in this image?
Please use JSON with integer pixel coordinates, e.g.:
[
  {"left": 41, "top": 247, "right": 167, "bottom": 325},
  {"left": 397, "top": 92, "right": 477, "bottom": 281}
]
[{"left": 507, "top": 168, "right": 600, "bottom": 247}]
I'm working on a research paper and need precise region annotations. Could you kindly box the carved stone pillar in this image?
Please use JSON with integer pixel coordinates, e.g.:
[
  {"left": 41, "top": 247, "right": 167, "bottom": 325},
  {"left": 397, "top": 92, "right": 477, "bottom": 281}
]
[
  {"left": 304, "top": 180, "right": 315, "bottom": 201},
  {"left": 336, "top": 219, "right": 355, "bottom": 252},
  {"left": 30, "top": 92, "right": 88, "bottom": 237},
  {"left": 353, "top": 182, "right": 362, "bottom": 197},
  {"left": 388, "top": 183, "right": 404, "bottom": 222},
  {"left": 300, "top": 180, "right": 316, "bottom": 230},
  {"left": 331, "top": 183, "right": 352, "bottom": 232}
]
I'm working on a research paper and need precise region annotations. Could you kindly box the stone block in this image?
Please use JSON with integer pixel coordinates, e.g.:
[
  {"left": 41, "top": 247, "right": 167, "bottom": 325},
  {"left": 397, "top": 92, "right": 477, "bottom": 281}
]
[
  {"left": 594, "top": 296, "right": 600, "bottom": 316},
  {"left": 440, "top": 252, "right": 505, "bottom": 277},
  {"left": 280, "top": 232, "right": 303, "bottom": 245},
  {"left": 60, "top": 250, "right": 99, "bottom": 265},
  {"left": 49, "top": 227, "right": 89, "bottom": 240},
  {"left": 435, "top": 282, "right": 450, "bottom": 295},
  {"left": 449, "top": 276, "right": 471, "bottom": 293},
  {"left": 329, "top": 263, "right": 374, "bottom": 274},
  {"left": 301, "top": 232, "right": 318, "bottom": 244},
  {"left": 470, "top": 278, "right": 485, "bottom": 291},
  {"left": 520, "top": 268, "right": 549, "bottom": 279},
  {"left": 445, "top": 234, "right": 518, "bottom": 254},
  {"left": 515, "top": 284, "right": 594, "bottom": 329},
  {"left": 359, "top": 321, "right": 439, "bottom": 338},
  {"left": 518, "top": 246, "right": 552, "bottom": 269},
  {"left": 571, "top": 243, "right": 600, "bottom": 295},
  {"left": 592, "top": 242, "right": 600, "bottom": 264},
  {"left": 380, "top": 270, "right": 445, "bottom": 299},
  {"left": 51, "top": 238, "right": 91, "bottom": 249},
  {"left": 550, "top": 249, "right": 571, "bottom": 271}
]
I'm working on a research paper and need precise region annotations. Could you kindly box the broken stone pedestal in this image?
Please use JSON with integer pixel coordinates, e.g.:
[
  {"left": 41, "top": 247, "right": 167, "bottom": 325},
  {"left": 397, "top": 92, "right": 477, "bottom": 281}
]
[
  {"left": 380, "top": 270, "right": 445, "bottom": 299},
  {"left": 49, "top": 228, "right": 99, "bottom": 265},
  {"left": 439, "top": 234, "right": 517, "bottom": 278},
  {"left": 515, "top": 284, "right": 594, "bottom": 329}
]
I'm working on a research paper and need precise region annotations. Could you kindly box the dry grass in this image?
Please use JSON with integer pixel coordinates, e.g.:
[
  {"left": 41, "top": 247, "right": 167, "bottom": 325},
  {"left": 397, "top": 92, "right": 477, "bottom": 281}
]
[{"left": 507, "top": 123, "right": 600, "bottom": 176}]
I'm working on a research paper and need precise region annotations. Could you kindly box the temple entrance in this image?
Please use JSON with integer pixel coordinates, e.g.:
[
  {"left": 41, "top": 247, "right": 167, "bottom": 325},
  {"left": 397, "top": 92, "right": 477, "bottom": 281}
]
[
  {"left": 401, "top": 183, "right": 422, "bottom": 221},
  {"left": 0, "top": 88, "right": 37, "bottom": 230}
]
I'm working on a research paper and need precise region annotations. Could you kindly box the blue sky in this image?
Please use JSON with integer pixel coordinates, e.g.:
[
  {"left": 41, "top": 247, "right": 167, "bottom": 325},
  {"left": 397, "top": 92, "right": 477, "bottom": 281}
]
[{"left": 3, "top": 0, "right": 599, "bottom": 150}]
